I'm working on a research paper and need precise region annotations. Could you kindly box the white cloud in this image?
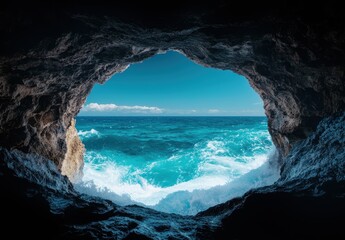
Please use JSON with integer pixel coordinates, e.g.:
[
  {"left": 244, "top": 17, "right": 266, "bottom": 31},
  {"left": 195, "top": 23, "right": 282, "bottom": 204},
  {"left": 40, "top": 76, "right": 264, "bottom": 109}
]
[
  {"left": 208, "top": 109, "right": 220, "bottom": 113},
  {"left": 82, "top": 103, "right": 163, "bottom": 113}
]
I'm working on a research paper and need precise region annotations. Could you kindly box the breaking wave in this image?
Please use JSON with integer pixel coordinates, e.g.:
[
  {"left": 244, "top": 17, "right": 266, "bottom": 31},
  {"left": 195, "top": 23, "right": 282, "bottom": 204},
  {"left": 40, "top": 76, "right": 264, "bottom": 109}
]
[{"left": 75, "top": 116, "right": 279, "bottom": 215}]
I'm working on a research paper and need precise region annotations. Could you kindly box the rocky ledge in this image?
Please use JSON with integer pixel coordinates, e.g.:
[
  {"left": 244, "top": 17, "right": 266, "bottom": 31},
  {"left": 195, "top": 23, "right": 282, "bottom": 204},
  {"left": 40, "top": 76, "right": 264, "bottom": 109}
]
[
  {"left": 0, "top": 1, "right": 345, "bottom": 239},
  {"left": 0, "top": 112, "right": 344, "bottom": 239}
]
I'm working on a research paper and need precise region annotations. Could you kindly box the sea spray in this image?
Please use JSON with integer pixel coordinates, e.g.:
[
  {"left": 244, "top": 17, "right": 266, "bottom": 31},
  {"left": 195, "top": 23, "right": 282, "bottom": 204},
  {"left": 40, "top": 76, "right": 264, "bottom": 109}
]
[{"left": 75, "top": 116, "right": 277, "bottom": 214}]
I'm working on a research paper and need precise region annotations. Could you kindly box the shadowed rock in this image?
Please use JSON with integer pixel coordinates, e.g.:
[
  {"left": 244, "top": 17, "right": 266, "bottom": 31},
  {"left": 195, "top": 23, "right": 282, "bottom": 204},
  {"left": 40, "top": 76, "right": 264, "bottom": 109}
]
[
  {"left": 1, "top": 2, "right": 344, "bottom": 169},
  {"left": 0, "top": 1, "right": 345, "bottom": 239}
]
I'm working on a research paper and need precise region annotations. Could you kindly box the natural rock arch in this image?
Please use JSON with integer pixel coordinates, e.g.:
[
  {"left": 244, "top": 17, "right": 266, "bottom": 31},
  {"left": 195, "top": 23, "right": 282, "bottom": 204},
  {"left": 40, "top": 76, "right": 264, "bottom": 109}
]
[
  {"left": 1, "top": 2, "right": 345, "bottom": 239},
  {"left": 1, "top": 2, "right": 344, "bottom": 181}
]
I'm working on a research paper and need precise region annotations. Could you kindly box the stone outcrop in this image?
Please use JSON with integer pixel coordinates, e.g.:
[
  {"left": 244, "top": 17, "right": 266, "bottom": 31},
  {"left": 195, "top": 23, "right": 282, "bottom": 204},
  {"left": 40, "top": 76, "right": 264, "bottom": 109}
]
[
  {"left": 1, "top": 2, "right": 345, "bottom": 173},
  {"left": 61, "top": 119, "right": 84, "bottom": 182},
  {"left": 0, "top": 1, "right": 345, "bottom": 239}
]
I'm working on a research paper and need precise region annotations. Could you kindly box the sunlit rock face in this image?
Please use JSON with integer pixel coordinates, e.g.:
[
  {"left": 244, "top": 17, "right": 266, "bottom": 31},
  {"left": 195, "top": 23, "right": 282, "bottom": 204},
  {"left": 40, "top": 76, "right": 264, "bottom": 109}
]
[
  {"left": 61, "top": 119, "right": 85, "bottom": 182},
  {"left": 0, "top": 1, "right": 345, "bottom": 239}
]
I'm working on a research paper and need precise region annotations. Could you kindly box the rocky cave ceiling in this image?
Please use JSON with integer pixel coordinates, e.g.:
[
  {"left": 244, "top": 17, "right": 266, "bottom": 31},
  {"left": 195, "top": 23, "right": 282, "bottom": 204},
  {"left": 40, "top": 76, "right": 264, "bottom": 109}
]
[
  {"left": 1, "top": 2, "right": 344, "bottom": 174},
  {"left": 0, "top": 2, "right": 345, "bottom": 238}
]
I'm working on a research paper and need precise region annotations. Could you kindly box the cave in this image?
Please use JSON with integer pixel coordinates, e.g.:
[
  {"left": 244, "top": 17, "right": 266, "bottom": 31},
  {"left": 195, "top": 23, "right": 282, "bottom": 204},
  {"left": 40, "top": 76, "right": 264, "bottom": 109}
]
[{"left": 1, "top": 1, "right": 345, "bottom": 239}]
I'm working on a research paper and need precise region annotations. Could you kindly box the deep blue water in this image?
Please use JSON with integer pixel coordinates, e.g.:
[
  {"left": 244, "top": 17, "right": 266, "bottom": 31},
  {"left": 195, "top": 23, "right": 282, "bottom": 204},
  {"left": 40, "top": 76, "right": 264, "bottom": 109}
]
[{"left": 75, "top": 116, "right": 274, "bottom": 207}]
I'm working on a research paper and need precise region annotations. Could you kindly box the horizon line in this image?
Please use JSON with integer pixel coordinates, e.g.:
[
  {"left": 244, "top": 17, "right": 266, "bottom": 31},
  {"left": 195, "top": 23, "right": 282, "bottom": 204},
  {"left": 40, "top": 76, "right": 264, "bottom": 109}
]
[{"left": 76, "top": 115, "right": 266, "bottom": 117}]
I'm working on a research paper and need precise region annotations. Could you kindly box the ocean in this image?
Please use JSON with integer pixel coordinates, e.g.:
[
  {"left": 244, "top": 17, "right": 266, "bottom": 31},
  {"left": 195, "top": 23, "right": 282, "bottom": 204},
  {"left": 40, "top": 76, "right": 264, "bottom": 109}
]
[{"left": 75, "top": 116, "right": 279, "bottom": 215}]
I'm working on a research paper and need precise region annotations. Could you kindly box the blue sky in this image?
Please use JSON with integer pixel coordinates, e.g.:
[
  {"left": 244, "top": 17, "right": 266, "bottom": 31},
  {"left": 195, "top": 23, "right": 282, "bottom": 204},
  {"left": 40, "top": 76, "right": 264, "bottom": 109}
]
[{"left": 79, "top": 51, "right": 264, "bottom": 116}]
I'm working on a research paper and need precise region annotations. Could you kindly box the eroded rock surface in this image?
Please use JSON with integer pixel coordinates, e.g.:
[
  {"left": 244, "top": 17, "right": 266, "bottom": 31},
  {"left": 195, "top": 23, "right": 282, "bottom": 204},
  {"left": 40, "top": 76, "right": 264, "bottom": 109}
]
[
  {"left": 0, "top": 2, "right": 345, "bottom": 239},
  {"left": 1, "top": 2, "right": 345, "bottom": 171},
  {"left": 61, "top": 118, "right": 85, "bottom": 182}
]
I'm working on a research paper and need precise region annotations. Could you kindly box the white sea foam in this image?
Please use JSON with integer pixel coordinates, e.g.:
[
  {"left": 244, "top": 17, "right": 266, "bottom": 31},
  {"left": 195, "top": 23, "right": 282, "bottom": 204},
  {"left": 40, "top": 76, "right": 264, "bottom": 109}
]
[
  {"left": 79, "top": 160, "right": 229, "bottom": 206},
  {"left": 76, "top": 148, "right": 279, "bottom": 214},
  {"left": 77, "top": 129, "right": 100, "bottom": 139},
  {"left": 74, "top": 117, "right": 277, "bottom": 215},
  {"left": 154, "top": 150, "right": 280, "bottom": 215},
  {"left": 206, "top": 140, "right": 226, "bottom": 154}
]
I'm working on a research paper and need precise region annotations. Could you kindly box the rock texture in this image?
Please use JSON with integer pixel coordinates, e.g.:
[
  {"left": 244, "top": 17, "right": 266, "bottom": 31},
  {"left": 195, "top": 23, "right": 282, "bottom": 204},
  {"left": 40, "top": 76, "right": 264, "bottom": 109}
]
[
  {"left": 61, "top": 118, "right": 84, "bottom": 182},
  {"left": 1, "top": 1, "right": 345, "bottom": 239},
  {"left": 1, "top": 2, "right": 345, "bottom": 170},
  {"left": 0, "top": 113, "right": 344, "bottom": 239}
]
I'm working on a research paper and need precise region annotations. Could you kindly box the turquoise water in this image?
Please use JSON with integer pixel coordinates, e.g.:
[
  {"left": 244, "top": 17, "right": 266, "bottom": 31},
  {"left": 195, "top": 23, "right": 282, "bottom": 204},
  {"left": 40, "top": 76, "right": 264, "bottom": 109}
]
[{"left": 76, "top": 116, "right": 274, "bottom": 208}]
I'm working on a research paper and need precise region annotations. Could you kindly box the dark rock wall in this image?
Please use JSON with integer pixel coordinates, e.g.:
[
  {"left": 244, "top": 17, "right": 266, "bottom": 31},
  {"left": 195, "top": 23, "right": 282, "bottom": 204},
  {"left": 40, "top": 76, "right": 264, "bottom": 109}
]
[
  {"left": 1, "top": 2, "right": 345, "bottom": 239},
  {"left": 1, "top": 2, "right": 344, "bottom": 166}
]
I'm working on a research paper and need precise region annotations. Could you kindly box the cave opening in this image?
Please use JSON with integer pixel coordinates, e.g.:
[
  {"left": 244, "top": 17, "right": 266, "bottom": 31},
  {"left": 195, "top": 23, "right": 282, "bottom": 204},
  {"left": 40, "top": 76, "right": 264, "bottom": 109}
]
[
  {"left": 74, "top": 51, "right": 279, "bottom": 215},
  {"left": 1, "top": 2, "right": 345, "bottom": 238}
]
